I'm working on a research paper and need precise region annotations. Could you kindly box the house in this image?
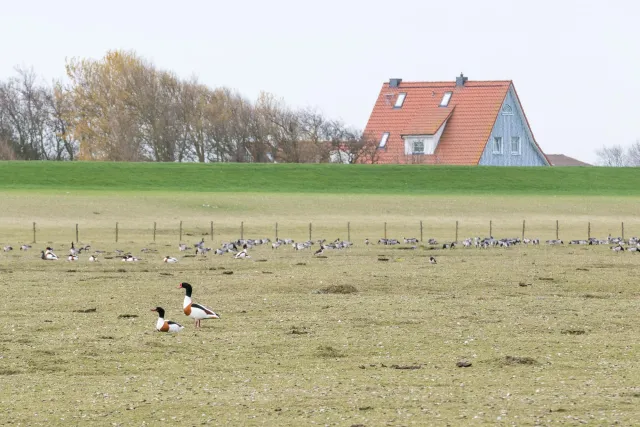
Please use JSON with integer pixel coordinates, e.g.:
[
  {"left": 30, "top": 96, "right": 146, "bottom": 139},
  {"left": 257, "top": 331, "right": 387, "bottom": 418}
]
[
  {"left": 362, "top": 74, "right": 549, "bottom": 166},
  {"left": 545, "top": 154, "right": 591, "bottom": 166}
]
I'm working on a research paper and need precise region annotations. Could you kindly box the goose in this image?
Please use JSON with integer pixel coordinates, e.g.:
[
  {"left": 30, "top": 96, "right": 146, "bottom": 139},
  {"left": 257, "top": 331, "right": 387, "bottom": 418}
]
[
  {"left": 429, "top": 256, "right": 437, "bottom": 264},
  {"left": 178, "top": 243, "right": 189, "bottom": 251},
  {"left": 151, "top": 307, "right": 184, "bottom": 332},
  {"left": 364, "top": 238, "right": 370, "bottom": 246},
  {"left": 69, "top": 242, "right": 78, "bottom": 256},
  {"left": 178, "top": 282, "right": 220, "bottom": 328},
  {"left": 89, "top": 255, "right": 98, "bottom": 262},
  {"left": 20, "top": 244, "right": 31, "bottom": 251},
  {"left": 3, "top": 245, "right": 13, "bottom": 252},
  {"left": 234, "top": 249, "right": 250, "bottom": 259},
  {"left": 164, "top": 256, "right": 178, "bottom": 263},
  {"left": 41, "top": 250, "right": 58, "bottom": 260}
]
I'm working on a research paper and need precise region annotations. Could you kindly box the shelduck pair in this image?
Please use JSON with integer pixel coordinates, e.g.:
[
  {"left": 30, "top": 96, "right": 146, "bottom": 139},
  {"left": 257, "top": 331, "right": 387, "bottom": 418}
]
[{"left": 152, "top": 282, "right": 220, "bottom": 332}]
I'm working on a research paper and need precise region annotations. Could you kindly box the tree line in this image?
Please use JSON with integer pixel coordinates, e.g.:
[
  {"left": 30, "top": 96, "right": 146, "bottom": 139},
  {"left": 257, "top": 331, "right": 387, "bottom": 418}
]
[
  {"left": 595, "top": 141, "right": 640, "bottom": 167},
  {"left": 0, "top": 50, "right": 379, "bottom": 163}
]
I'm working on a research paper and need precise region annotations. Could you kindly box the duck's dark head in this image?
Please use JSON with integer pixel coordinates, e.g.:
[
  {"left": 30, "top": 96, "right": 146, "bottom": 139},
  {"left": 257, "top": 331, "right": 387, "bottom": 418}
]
[
  {"left": 151, "top": 307, "right": 165, "bottom": 318},
  {"left": 178, "top": 282, "right": 192, "bottom": 296}
]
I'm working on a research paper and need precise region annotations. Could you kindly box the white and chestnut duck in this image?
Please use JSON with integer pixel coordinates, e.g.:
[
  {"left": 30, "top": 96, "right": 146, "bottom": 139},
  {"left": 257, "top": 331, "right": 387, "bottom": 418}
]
[
  {"left": 178, "top": 282, "right": 220, "bottom": 328},
  {"left": 151, "top": 307, "right": 184, "bottom": 332}
]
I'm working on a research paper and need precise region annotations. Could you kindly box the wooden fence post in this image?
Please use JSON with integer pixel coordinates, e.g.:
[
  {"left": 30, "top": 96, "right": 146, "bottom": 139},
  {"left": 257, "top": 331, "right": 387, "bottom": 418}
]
[
  {"left": 179, "top": 221, "right": 183, "bottom": 242},
  {"left": 489, "top": 220, "right": 492, "bottom": 238},
  {"left": 522, "top": 220, "right": 526, "bottom": 241},
  {"left": 153, "top": 222, "right": 157, "bottom": 242},
  {"left": 622, "top": 222, "right": 625, "bottom": 241},
  {"left": 116, "top": 222, "right": 119, "bottom": 243},
  {"left": 455, "top": 220, "right": 459, "bottom": 242},
  {"left": 275, "top": 222, "right": 278, "bottom": 240},
  {"left": 309, "top": 223, "right": 312, "bottom": 241},
  {"left": 241, "top": 222, "right": 244, "bottom": 240},
  {"left": 75, "top": 224, "right": 79, "bottom": 243},
  {"left": 556, "top": 220, "right": 559, "bottom": 240},
  {"left": 32, "top": 222, "right": 36, "bottom": 244},
  {"left": 420, "top": 221, "right": 423, "bottom": 243},
  {"left": 588, "top": 222, "right": 591, "bottom": 240},
  {"left": 384, "top": 222, "right": 387, "bottom": 239},
  {"left": 210, "top": 221, "right": 213, "bottom": 241},
  {"left": 347, "top": 222, "right": 351, "bottom": 242}
]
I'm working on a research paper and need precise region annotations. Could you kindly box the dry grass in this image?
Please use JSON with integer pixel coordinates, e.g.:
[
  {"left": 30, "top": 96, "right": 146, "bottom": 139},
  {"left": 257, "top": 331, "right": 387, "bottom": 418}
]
[{"left": 0, "top": 192, "right": 640, "bottom": 425}]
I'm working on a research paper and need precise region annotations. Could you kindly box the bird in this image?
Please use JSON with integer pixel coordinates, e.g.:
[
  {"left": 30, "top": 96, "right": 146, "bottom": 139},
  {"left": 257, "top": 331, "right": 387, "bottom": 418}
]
[
  {"left": 429, "top": 256, "right": 437, "bottom": 264},
  {"left": 313, "top": 245, "right": 325, "bottom": 256},
  {"left": 122, "top": 255, "right": 139, "bottom": 262},
  {"left": 69, "top": 242, "right": 78, "bottom": 256},
  {"left": 151, "top": 307, "right": 184, "bottom": 332},
  {"left": 364, "top": 238, "right": 370, "bottom": 246},
  {"left": 68, "top": 254, "right": 78, "bottom": 262},
  {"left": 41, "top": 250, "right": 58, "bottom": 260},
  {"left": 178, "top": 282, "right": 220, "bottom": 328},
  {"left": 234, "top": 249, "right": 250, "bottom": 259},
  {"left": 89, "top": 255, "right": 98, "bottom": 262},
  {"left": 163, "top": 256, "right": 178, "bottom": 263},
  {"left": 20, "top": 244, "right": 31, "bottom": 251},
  {"left": 3, "top": 245, "right": 12, "bottom": 252}
]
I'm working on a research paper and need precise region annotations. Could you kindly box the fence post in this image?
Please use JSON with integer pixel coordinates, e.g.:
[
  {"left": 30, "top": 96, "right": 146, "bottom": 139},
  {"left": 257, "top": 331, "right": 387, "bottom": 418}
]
[
  {"left": 455, "top": 220, "right": 459, "bottom": 242},
  {"left": 309, "top": 223, "right": 312, "bottom": 241},
  {"left": 420, "top": 221, "right": 423, "bottom": 243},
  {"left": 522, "top": 220, "right": 526, "bottom": 241},
  {"left": 275, "top": 222, "right": 278, "bottom": 241},
  {"left": 347, "top": 222, "right": 351, "bottom": 242},
  {"left": 153, "top": 222, "right": 157, "bottom": 242},
  {"left": 241, "top": 222, "right": 244, "bottom": 240},
  {"left": 179, "top": 221, "right": 183, "bottom": 242},
  {"left": 556, "top": 220, "right": 559, "bottom": 240},
  {"left": 384, "top": 222, "right": 387, "bottom": 239},
  {"left": 75, "top": 224, "right": 79, "bottom": 243},
  {"left": 32, "top": 222, "right": 36, "bottom": 244},
  {"left": 210, "top": 221, "right": 213, "bottom": 241},
  {"left": 116, "top": 222, "right": 119, "bottom": 243},
  {"left": 588, "top": 222, "right": 591, "bottom": 240},
  {"left": 622, "top": 222, "right": 625, "bottom": 241},
  {"left": 489, "top": 220, "right": 492, "bottom": 238}
]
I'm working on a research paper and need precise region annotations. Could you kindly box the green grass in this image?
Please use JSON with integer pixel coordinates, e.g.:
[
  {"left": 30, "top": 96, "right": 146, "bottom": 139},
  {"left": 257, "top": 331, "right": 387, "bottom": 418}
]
[
  {"left": 1, "top": 192, "right": 640, "bottom": 425},
  {"left": 2, "top": 161, "right": 640, "bottom": 195}
]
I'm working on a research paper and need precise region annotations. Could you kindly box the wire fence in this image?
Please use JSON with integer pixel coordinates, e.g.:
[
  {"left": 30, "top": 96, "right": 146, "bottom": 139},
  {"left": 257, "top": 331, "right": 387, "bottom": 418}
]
[{"left": 5, "top": 220, "right": 635, "bottom": 245}]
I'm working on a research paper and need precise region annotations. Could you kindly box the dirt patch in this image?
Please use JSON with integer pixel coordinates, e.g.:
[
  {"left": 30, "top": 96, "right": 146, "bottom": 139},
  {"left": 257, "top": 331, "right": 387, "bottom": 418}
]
[
  {"left": 561, "top": 329, "right": 586, "bottom": 335},
  {"left": 502, "top": 356, "right": 538, "bottom": 366},
  {"left": 74, "top": 308, "right": 97, "bottom": 313},
  {"left": 316, "top": 345, "right": 344, "bottom": 358},
  {"left": 390, "top": 364, "right": 421, "bottom": 370},
  {"left": 290, "top": 326, "right": 309, "bottom": 335},
  {"left": 118, "top": 314, "right": 138, "bottom": 319},
  {"left": 313, "top": 284, "right": 358, "bottom": 294},
  {"left": 222, "top": 271, "right": 234, "bottom": 275},
  {"left": 583, "top": 294, "right": 609, "bottom": 299},
  {"left": 0, "top": 369, "right": 22, "bottom": 376},
  {"left": 159, "top": 272, "right": 173, "bottom": 276}
]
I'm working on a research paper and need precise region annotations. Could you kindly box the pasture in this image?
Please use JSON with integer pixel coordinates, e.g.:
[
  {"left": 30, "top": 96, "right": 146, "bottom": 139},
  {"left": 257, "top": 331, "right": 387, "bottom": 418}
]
[{"left": 1, "top": 169, "right": 640, "bottom": 425}]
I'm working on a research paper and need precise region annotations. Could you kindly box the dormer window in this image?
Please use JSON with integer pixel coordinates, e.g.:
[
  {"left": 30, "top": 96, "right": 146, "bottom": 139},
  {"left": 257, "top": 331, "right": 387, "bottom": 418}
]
[
  {"left": 440, "top": 92, "right": 452, "bottom": 107},
  {"left": 378, "top": 132, "right": 389, "bottom": 148},
  {"left": 502, "top": 104, "right": 513, "bottom": 116},
  {"left": 394, "top": 93, "right": 407, "bottom": 108}
]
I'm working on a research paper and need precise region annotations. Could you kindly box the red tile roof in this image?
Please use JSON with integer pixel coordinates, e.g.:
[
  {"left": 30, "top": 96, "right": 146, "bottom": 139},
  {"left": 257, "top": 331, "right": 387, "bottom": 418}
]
[
  {"left": 546, "top": 154, "right": 592, "bottom": 166},
  {"left": 363, "top": 79, "right": 530, "bottom": 164}
]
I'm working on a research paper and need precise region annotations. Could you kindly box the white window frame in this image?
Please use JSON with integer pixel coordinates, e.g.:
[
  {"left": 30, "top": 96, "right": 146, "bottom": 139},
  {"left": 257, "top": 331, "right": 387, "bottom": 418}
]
[
  {"left": 412, "top": 139, "right": 425, "bottom": 154},
  {"left": 440, "top": 92, "right": 453, "bottom": 107},
  {"left": 394, "top": 93, "right": 407, "bottom": 108},
  {"left": 378, "top": 132, "right": 389, "bottom": 149},
  {"left": 511, "top": 136, "right": 521, "bottom": 155},
  {"left": 493, "top": 137, "right": 503, "bottom": 154}
]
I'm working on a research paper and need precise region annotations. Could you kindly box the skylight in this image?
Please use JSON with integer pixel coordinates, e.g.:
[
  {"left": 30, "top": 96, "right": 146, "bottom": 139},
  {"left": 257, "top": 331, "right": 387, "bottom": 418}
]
[
  {"left": 379, "top": 132, "right": 389, "bottom": 148},
  {"left": 440, "top": 92, "right": 452, "bottom": 107},
  {"left": 394, "top": 93, "right": 407, "bottom": 108}
]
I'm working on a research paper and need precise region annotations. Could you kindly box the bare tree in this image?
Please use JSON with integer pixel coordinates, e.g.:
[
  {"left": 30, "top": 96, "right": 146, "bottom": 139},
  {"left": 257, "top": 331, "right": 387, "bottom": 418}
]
[
  {"left": 595, "top": 145, "right": 626, "bottom": 167},
  {"left": 626, "top": 140, "right": 640, "bottom": 166}
]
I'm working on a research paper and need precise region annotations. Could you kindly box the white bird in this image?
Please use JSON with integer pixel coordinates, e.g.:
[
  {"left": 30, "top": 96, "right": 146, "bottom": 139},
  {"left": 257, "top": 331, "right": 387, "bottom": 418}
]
[
  {"left": 89, "top": 255, "right": 98, "bottom": 262},
  {"left": 151, "top": 307, "right": 184, "bottom": 332},
  {"left": 41, "top": 250, "right": 58, "bottom": 260},
  {"left": 164, "top": 256, "right": 178, "bottom": 263},
  {"left": 68, "top": 254, "right": 78, "bottom": 262},
  {"left": 429, "top": 256, "right": 437, "bottom": 264},
  {"left": 234, "top": 249, "right": 250, "bottom": 259}
]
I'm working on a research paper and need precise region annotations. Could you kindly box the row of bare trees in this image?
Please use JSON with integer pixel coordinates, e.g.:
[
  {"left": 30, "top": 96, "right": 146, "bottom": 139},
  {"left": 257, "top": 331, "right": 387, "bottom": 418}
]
[
  {"left": 595, "top": 141, "right": 640, "bottom": 167},
  {"left": 0, "top": 50, "right": 379, "bottom": 163}
]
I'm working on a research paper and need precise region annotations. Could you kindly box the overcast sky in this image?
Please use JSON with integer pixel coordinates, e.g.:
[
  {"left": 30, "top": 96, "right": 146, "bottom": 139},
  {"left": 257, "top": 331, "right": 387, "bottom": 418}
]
[{"left": 1, "top": 0, "right": 638, "bottom": 163}]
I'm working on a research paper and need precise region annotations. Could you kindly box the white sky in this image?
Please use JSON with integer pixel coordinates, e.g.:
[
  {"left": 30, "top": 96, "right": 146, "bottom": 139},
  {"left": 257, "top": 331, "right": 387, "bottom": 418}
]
[{"left": 1, "top": 0, "right": 638, "bottom": 163}]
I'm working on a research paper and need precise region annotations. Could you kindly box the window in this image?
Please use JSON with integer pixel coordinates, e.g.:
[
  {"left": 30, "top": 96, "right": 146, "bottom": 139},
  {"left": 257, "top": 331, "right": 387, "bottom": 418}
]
[
  {"left": 394, "top": 93, "right": 407, "bottom": 108},
  {"left": 493, "top": 137, "right": 503, "bottom": 154},
  {"left": 378, "top": 132, "right": 389, "bottom": 148},
  {"left": 440, "top": 92, "right": 453, "bottom": 107},
  {"left": 412, "top": 139, "right": 425, "bottom": 154},
  {"left": 502, "top": 104, "right": 513, "bottom": 115},
  {"left": 511, "top": 136, "right": 521, "bottom": 155}
]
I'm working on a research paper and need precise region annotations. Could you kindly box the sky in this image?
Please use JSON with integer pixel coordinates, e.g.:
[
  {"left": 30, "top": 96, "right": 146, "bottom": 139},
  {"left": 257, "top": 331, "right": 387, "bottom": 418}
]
[{"left": 1, "top": 0, "right": 638, "bottom": 163}]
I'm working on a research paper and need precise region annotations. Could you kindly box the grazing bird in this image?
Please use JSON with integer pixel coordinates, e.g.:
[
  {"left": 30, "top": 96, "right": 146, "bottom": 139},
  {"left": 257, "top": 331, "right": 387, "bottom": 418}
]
[
  {"left": 178, "top": 282, "right": 220, "bottom": 328},
  {"left": 234, "top": 249, "right": 250, "bottom": 259},
  {"left": 20, "top": 244, "right": 31, "bottom": 251},
  {"left": 41, "top": 250, "right": 58, "bottom": 260},
  {"left": 314, "top": 245, "right": 325, "bottom": 256},
  {"left": 429, "top": 256, "right": 437, "bottom": 264},
  {"left": 163, "top": 256, "right": 178, "bottom": 263},
  {"left": 151, "top": 307, "right": 184, "bottom": 332},
  {"left": 89, "top": 255, "right": 98, "bottom": 262},
  {"left": 3, "top": 245, "right": 13, "bottom": 252}
]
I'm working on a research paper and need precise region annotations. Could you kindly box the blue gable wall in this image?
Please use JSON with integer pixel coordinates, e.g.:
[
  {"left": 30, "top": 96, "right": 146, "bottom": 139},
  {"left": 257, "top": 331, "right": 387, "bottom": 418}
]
[{"left": 478, "top": 86, "right": 548, "bottom": 166}]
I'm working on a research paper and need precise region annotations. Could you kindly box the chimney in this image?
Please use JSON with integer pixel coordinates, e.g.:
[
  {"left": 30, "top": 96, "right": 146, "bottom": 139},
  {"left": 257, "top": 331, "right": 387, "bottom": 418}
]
[
  {"left": 456, "top": 73, "right": 468, "bottom": 87},
  {"left": 389, "top": 78, "right": 402, "bottom": 88}
]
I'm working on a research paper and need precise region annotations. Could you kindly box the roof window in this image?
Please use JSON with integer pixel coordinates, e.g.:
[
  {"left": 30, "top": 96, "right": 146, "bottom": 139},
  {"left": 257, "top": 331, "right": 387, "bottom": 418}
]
[
  {"left": 394, "top": 93, "right": 407, "bottom": 108},
  {"left": 440, "top": 92, "right": 452, "bottom": 107},
  {"left": 378, "top": 132, "right": 389, "bottom": 148}
]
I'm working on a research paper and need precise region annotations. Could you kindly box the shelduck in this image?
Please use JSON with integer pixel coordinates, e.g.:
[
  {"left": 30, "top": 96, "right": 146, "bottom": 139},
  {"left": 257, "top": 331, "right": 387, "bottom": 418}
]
[
  {"left": 68, "top": 254, "right": 78, "bottom": 261},
  {"left": 164, "top": 256, "right": 178, "bottom": 263},
  {"left": 41, "top": 250, "right": 58, "bottom": 260},
  {"left": 89, "top": 255, "right": 98, "bottom": 262},
  {"left": 234, "top": 249, "right": 250, "bottom": 259},
  {"left": 151, "top": 307, "right": 184, "bottom": 332},
  {"left": 429, "top": 256, "right": 437, "bottom": 264},
  {"left": 178, "top": 282, "right": 220, "bottom": 328},
  {"left": 122, "top": 255, "right": 139, "bottom": 262}
]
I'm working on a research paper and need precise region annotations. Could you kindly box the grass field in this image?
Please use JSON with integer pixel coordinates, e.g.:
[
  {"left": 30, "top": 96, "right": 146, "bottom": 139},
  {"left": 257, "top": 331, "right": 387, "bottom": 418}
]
[
  {"left": 1, "top": 166, "right": 640, "bottom": 425},
  {"left": 2, "top": 161, "right": 640, "bottom": 195}
]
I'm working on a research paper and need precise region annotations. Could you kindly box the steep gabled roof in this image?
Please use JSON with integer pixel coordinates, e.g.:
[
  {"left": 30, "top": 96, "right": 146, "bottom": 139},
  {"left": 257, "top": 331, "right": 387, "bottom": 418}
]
[{"left": 363, "top": 79, "right": 514, "bottom": 164}]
